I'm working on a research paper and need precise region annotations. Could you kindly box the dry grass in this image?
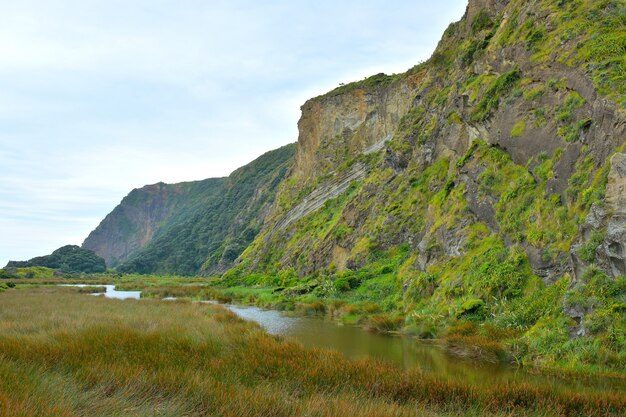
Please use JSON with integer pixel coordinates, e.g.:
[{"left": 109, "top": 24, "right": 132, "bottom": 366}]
[{"left": 0, "top": 286, "right": 623, "bottom": 417}]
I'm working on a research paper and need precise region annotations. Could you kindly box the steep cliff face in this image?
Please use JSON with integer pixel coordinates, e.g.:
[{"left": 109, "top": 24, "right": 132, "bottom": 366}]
[
  {"left": 83, "top": 144, "right": 295, "bottom": 275},
  {"left": 83, "top": 180, "right": 224, "bottom": 267},
  {"left": 292, "top": 73, "right": 424, "bottom": 183},
  {"left": 228, "top": 0, "right": 625, "bottom": 370}
]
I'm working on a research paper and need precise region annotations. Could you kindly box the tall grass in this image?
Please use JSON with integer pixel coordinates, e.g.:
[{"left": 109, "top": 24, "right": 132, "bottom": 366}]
[{"left": 0, "top": 287, "right": 623, "bottom": 416}]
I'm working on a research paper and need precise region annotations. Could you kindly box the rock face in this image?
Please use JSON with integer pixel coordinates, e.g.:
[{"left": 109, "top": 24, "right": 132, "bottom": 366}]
[
  {"left": 570, "top": 153, "right": 626, "bottom": 281},
  {"left": 566, "top": 154, "right": 626, "bottom": 336},
  {"left": 83, "top": 181, "right": 222, "bottom": 267},
  {"left": 292, "top": 74, "right": 423, "bottom": 184},
  {"left": 602, "top": 153, "right": 626, "bottom": 277},
  {"left": 223, "top": 0, "right": 625, "bottom": 365},
  {"left": 606, "top": 153, "right": 626, "bottom": 214},
  {"left": 234, "top": 0, "right": 626, "bottom": 283},
  {"left": 83, "top": 144, "right": 295, "bottom": 275},
  {"left": 269, "top": 163, "right": 368, "bottom": 235}
]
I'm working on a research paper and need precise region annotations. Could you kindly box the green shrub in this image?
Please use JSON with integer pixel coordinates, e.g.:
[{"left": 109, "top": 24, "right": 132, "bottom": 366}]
[
  {"left": 471, "top": 9, "right": 494, "bottom": 34},
  {"left": 472, "top": 69, "right": 521, "bottom": 121},
  {"left": 457, "top": 299, "right": 486, "bottom": 318},
  {"left": 577, "top": 230, "right": 606, "bottom": 263}
]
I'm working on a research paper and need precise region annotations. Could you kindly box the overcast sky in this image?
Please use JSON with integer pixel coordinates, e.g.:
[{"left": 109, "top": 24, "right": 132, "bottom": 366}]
[{"left": 0, "top": 0, "right": 467, "bottom": 266}]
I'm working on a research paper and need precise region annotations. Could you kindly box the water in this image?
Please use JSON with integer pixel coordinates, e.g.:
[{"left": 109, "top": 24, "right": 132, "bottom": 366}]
[
  {"left": 223, "top": 304, "right": 626, "bottom": 394},
  {"left": 60, "top": 284, "right": 141, "bottom": 300},
  {"left": 63, "top": 285, "right": 625, "bottom": 393}
]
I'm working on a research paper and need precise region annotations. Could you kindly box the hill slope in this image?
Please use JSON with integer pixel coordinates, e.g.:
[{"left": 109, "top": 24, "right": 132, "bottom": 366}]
[
  {"left": 224, "top": 0, "right": 626, "bottom": 371},
  {"left": 6, "top": 245, "right": 106, "bottom": 274},
  {"left": 83, "top": 144, "right": 295, "bottom": 275}
]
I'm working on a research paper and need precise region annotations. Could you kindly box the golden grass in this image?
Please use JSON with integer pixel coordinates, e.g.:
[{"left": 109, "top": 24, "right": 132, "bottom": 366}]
[{"left": 0, "top": 287, "right": 623, "bottom": 417}]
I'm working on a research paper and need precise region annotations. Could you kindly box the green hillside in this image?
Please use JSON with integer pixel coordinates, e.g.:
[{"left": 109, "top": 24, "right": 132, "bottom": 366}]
[
  {"left": 84, "top": 144, "right": 295, "bottom": 276},
  {"left": 6, "top": 245, "right": 106, "bottom": 274},
  {"left": 223, "top": 0, "right": 626, "bottom": 372}
]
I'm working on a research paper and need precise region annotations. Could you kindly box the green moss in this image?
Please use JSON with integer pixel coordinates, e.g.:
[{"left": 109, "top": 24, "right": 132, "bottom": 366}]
[{"left": 510, "top": 119, "right": 527, "bottom": 138}]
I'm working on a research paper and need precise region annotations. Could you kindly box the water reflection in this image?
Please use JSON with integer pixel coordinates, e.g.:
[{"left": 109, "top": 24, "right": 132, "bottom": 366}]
[{"left": 222, "top": 304, "right": 626, "bottom": 394}]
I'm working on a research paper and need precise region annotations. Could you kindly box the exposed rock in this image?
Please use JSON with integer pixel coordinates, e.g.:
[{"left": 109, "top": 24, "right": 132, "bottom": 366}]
[
  {"left": 83, "top": 182, "right": 197, "bottom": 267},
  {"left": 605, "top": 153, "right": 626, "bottom": 215},
  {"left": 292, "top": 74, "right": 423, "bottom": 184},
  {"left": 566, "top": 153, "right": 626, "bottom": 336},
  {"left": 269, "top": 162, "right": 368, "bottom": 235},
  {"left": 600, "top": 153, "right": 626, "bottom": 277},
  {"left": 526, "top": 247, "right": 568, "bottom": 285},
  {"left": 83, "top": 144, "right": 295, "bottom": 275}
]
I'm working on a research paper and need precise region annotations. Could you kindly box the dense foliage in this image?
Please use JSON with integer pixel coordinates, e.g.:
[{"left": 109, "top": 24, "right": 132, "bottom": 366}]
[
  {"left": 115, "top": 144, "right": 295, "bottom": 276},
  {"left": 6, "top": 245, "right": 106, "bottom": 274}
]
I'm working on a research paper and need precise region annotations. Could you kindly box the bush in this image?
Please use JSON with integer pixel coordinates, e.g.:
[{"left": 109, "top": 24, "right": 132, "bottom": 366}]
[
  {"left": 472, "top": 68, "right": 521, "bottom": 121},
  {"left": 457, "top": 299, "right": 486, "bottom": 318},
  {"left": 471, "top": 9, "right": 494, "bottom": 34},
  {"left": 365, "top": 314, "right": 404, "bottom": 333}
]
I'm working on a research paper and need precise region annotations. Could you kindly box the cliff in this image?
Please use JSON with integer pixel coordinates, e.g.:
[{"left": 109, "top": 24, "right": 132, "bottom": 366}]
[
  {"left": 82, "top": 0, "right": 625, "bottom": 371},
  {"left": 225, "top": 0, "right": 626, "bottom": 370},
  {"left": 83, "top": 180, "right": 224, "bottom": 267},
  {"left": 83, "top": 144, "right": 295, "bottom": 275}
]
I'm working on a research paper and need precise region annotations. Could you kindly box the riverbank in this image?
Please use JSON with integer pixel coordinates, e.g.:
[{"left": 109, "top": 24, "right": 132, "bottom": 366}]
[
  {"left": 4, "top": 269, "right": 625, "bottom": 380},
  {"left": 0, "top": 286, "right": 624, "bottom": 417},
  {"left": 130, "top": 280, "right": 626, "bottom": 380}
]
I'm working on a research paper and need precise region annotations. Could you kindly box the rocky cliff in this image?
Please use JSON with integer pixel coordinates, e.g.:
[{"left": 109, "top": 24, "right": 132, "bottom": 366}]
[
  {"left": 83, "top": 180, "right": 224, "bottom": 267},
  {"left": 83, "top": 144, "right": 295, "bottom": 275},
  {"left": 225, "top": 0, "right": 626, "bottom": 370}
]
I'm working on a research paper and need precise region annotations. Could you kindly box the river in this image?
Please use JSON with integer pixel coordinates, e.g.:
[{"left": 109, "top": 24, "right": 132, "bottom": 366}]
[{"left": 63, "top": 284, "right": 626, "bottom": 394}]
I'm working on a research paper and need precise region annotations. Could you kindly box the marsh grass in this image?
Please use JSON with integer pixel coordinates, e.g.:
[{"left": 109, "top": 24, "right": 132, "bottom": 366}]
[
  {"left": 0, "top": 287, "right": 623, "bottom": 416},
  {"left": 72, "top": 286, "right": 107, "bottom": 294}
]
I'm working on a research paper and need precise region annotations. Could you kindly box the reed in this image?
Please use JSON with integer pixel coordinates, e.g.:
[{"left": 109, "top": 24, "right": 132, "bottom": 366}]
[{"left": 0, "top": 286, "right": 622, "bottom": 417}]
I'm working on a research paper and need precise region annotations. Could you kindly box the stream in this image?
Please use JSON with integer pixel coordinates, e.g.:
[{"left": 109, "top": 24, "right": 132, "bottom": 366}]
[{"left": 62, "top": 284, "right": 626, "bottom": 394}]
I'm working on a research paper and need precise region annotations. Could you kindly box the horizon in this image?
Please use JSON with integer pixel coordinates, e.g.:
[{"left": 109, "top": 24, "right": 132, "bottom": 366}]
[{"left": 1, "top": 0, "right": 467, "bottom": 266}]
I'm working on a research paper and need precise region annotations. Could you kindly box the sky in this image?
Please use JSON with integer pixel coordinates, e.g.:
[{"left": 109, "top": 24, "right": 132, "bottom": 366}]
[{"left": 0, "top": 0, "right": 468, "bottom": 266}]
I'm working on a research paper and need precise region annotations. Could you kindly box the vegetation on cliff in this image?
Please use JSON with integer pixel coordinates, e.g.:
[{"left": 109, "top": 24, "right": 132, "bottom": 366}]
[
  {"left": 84, "top": 143, "right": 295, "bottom": 276},
  {"left": 223, "top": 0, "right": 626, "bottom": 373},
  {"left": 5, "top": 245, "right": 106, "bottom": 274},
  {"left": 72, "top": 0, "right": 626, "bottom": 375}
]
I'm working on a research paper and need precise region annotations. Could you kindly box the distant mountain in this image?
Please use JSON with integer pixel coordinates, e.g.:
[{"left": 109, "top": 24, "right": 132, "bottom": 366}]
[
  {"left": 82, "top": 143, "right": 295, "bottom": 275},
  {"left": 6, "top": 245, "right": 106, "bottom": 274}
]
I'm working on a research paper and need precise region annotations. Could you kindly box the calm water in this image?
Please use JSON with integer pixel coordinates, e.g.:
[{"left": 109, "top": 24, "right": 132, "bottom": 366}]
[
  {"left": 63, "top": 285, "right": 625, "bottom": 394},
  {"left": 223, "top": 304, "right": 626, "bottom": 394},
  {"left": 61, "top": 284, "right": 141, "bottom": 300}
]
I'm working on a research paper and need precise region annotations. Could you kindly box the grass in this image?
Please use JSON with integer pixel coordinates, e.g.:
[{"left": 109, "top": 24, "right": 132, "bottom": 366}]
[
  {"left": 0, "top": 286, "right": 624, "bottom": 417},
  {"left": 510, "top": 119, "right": 527, "bottom": 138},
  {"left": 471, "top": 68, "right": 521, "bottom": 121}
]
